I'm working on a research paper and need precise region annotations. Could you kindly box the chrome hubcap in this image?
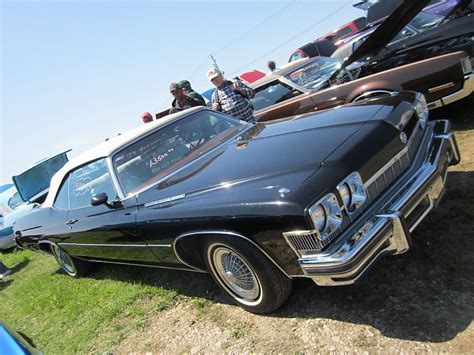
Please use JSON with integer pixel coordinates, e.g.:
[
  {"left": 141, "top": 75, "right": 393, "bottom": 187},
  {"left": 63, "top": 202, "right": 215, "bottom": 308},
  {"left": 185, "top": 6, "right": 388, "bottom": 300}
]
[
  {"left": 52, "top": 245, "right": 76, "bottom": 275},
  {"left": 212, "top": 247, "right": 259, "bottom": 300}
]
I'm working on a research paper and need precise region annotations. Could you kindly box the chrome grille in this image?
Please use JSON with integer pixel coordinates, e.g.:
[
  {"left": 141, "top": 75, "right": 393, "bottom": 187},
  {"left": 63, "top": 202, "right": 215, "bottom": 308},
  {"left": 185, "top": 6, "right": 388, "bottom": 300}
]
[
  {"left": 285, "top": 232, "right": 325, "bottom": 254},
  {"left": 284, "top": 116, "right": 425, "bottom": 256},
  {"left": 366, "top": 121, "right": 423, "bottom": 203}
]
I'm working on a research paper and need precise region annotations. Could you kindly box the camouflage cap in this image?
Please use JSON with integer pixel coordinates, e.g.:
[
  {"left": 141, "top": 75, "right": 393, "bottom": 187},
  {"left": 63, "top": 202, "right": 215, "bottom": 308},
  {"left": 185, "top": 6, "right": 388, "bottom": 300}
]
[{"left": 178, "top": 80, "right": 191, "bottom": 90}]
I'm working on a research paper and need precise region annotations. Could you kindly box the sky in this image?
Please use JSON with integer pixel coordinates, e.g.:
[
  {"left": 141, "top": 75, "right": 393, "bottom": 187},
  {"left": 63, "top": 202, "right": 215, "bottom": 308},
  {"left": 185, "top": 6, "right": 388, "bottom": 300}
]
[{"left": 1, "top": 0, "right": 362, "bottom": 184}]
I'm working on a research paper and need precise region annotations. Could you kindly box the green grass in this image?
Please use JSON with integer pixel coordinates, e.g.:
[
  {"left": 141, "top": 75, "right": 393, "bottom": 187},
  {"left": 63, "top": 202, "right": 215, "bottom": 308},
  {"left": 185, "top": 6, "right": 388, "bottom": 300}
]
[{"left": 0, "top": 250, "right": 178, "bottom": 353}]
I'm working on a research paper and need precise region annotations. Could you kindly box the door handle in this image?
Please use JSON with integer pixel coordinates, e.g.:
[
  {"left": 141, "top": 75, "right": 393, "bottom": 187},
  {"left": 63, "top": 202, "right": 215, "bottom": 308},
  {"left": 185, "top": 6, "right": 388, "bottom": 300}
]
[{"left": 65, "top": 219, "right": 78, "bottom": 225}]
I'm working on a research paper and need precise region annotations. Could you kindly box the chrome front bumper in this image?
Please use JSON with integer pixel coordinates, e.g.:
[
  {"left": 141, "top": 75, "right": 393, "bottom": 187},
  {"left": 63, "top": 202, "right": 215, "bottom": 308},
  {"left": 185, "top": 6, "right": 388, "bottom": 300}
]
[
  {"left": 428, "top": 73, "right": 473, "bottom": 110},
  {"left": 299, "top": 120, "right": 460, "bottom": 286}
]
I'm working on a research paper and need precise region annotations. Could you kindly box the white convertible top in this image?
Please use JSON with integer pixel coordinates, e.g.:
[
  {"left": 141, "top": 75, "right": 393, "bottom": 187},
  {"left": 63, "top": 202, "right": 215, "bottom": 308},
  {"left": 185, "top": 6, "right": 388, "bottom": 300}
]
[{"left": 43, "top": 106, "right": 207, "bottom": 207}]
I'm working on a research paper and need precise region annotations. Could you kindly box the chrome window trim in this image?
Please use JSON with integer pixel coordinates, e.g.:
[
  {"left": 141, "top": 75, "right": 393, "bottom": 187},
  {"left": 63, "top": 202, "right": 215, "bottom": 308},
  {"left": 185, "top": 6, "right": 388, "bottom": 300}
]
[
  {"left": 173, "top": 230, "right": 292, "bottom": 278},
  {"left": 106, "top": 157, "right": 126, "bottom": 200}
]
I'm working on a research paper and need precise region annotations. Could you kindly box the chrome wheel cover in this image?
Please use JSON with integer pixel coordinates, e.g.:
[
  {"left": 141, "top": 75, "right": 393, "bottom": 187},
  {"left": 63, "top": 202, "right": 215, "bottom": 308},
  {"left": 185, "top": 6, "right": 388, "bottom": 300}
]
[
  {"left": 212, "top": 246, "right": 260, "bottom": 301},
  {"left": 52, "top": 245, "right": 76, "bottom": 275}
]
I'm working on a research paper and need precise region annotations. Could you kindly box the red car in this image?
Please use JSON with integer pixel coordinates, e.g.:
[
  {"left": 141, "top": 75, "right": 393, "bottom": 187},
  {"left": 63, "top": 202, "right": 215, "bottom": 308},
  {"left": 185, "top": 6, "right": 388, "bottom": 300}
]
[
  {"left": 288, "top": 17, "right": 367, "bottom": 62},
  {"left": 316, "top": 17, "right": 367, "bottom": 46}
]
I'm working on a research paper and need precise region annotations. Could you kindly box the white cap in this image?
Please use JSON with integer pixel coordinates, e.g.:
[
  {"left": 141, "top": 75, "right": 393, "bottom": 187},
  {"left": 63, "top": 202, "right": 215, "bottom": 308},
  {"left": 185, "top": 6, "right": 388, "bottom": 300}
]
[{"left": 207, "top": 67, "right": 221, "bottom": 81}]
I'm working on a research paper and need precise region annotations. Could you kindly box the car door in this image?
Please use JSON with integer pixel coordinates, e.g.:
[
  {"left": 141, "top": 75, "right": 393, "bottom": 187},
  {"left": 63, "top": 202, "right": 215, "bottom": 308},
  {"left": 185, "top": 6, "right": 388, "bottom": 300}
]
[{"left": 55, "top": 158, "right": 158, "bottom": 263}]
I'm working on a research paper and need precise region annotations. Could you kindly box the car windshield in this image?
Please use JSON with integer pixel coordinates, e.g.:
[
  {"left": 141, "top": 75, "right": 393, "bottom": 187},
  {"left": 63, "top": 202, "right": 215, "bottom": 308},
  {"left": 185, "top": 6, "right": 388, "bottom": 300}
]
[
  {"left": 113, "top": 110, "right": 248, "bottom": 195},
  {"left": 409, "top": 11, "right": 443, "bottom": 31},
  {"left": 284, "top": 57, "right": 342, "bottom": 90},
  {"left": 251, "top": 81, "right": 301, "bottom": 111}
]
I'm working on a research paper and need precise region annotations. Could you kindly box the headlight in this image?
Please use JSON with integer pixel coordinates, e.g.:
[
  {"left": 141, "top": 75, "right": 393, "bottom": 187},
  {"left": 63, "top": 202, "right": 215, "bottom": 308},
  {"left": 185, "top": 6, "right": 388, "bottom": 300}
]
[
  {"left": 337, "top": 172, "right": 367, "bottom": 213},
  {"left": 309, "top": 193, "right": 342, "bottom": 241},
  {"left": 339, "top": 183, "right": 351, "bottom": 209},
  {"left": 415, "top": 94, "right": 429, "bottom": 122},
  {"left": 310, "top": 205, "right": 326, "bottom": 232}
]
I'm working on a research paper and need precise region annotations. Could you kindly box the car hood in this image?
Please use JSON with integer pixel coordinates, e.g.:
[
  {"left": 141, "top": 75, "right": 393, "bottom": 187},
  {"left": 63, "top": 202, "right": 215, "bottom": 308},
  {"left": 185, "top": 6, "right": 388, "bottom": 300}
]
[
  {"left": 343, "top": 0, "right": 430, "bottom": 67},
  {"left": 137, "top": 104, "right": 385, "bottom": 206}
]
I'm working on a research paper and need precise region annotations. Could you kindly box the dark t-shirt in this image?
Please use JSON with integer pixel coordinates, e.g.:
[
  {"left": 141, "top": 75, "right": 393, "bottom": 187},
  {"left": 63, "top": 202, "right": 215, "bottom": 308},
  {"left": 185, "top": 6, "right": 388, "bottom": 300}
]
[
  {"left": 169, "top": 95, "right": 205, "bottom": 114},
  {"left": 188, "top": 90, "right": 206, "bottom": 106}
]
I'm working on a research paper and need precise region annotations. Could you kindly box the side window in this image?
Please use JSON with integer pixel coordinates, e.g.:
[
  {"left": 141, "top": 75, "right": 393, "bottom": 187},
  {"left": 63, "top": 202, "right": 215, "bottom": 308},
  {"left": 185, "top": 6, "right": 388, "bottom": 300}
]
[
  {"left": 250, "top": 82, "right": 300, "bottom": 111},
  {"left": 68, "top": 159, "right": 117, "bottom": 210},
  {"left": 335, "top": 26, "right": 352, "bottom": 40},
  {"left": 53, "top": 178, "right": 70, "bottom": 210},
  {"left": 290, "top": 51, "right": 302, "bottom": 62}
]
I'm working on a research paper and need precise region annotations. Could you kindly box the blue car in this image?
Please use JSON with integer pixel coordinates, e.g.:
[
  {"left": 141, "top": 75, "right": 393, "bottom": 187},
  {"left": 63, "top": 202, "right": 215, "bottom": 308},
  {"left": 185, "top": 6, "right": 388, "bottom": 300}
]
[{"left": 0, "top": 321, "right": 41, "bottom": 355}]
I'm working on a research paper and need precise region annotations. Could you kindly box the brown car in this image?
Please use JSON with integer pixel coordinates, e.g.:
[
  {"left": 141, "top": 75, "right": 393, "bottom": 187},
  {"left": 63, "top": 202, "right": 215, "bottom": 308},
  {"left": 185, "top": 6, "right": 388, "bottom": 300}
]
[
  {"left": 251, "top": 53, "right": 473, "bottom": 122},
  {"left": 251, "top": 0, "right": 473, "bottom": 122}
]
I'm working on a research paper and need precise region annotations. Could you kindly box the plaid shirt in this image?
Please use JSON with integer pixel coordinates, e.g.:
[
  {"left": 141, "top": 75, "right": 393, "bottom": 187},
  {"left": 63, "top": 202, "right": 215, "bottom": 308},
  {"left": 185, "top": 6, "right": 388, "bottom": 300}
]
[{"left": 212, "top": 80, "right": 255, "bottom": 121}]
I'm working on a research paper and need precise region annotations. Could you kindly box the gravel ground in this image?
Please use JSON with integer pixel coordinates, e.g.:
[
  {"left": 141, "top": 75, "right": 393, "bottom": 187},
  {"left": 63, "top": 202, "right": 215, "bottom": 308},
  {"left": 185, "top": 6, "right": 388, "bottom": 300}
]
[{"left": 94, "top": 95, "right": 474, "bottom": 353}]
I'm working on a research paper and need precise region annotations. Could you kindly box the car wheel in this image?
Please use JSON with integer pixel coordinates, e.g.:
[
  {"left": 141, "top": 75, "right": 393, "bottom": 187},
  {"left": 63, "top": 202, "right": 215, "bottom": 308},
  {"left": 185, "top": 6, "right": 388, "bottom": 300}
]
[
  {"left": 205, "top": 238, "right": 292, "bottom": 313},
  {"left": 50, "top": 244, "right": 90, "bottom": 278}
]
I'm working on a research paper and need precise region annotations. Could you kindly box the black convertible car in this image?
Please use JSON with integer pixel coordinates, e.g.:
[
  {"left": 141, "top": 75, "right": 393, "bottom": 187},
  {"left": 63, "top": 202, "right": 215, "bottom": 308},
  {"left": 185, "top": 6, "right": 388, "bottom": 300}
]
[{"left": 14, "top": 94, "right": 460, "bottom": 313}]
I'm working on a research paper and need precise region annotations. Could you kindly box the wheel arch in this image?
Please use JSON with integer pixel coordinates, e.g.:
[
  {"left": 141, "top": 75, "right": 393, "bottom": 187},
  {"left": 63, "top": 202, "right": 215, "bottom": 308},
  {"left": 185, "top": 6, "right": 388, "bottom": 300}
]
[
  {"left": 350, "top": 88, "right": 400, "bottom": 103},
  {"left": 173, "top": 230, "right": 291, "bottom": 278},
  {"left": 37, "top": 240, "right": 56, "bottom": 254}
]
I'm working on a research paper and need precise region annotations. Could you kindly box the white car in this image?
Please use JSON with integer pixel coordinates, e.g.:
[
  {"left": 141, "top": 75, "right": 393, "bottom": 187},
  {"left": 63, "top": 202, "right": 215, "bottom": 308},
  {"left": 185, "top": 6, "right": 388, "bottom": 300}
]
[{"left": 0, "top": 152, "right": 69, "bottom": 250}]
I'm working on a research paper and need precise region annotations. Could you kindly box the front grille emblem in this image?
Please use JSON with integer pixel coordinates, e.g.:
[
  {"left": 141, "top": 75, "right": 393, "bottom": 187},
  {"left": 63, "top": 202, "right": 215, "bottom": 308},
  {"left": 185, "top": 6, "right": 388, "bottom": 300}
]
[{"left": 400, "top": 132, "right": 408, "bottom": 144}]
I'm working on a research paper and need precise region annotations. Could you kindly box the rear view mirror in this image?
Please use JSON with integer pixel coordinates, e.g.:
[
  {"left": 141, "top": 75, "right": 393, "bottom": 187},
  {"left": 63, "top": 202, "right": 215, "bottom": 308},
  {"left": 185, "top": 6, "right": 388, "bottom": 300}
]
[
  {"left": 90, "top": 193, "right": 108, "bottom": 207},
  {"left": 90, "top": 192, "right": 123, "bottom": 209}
]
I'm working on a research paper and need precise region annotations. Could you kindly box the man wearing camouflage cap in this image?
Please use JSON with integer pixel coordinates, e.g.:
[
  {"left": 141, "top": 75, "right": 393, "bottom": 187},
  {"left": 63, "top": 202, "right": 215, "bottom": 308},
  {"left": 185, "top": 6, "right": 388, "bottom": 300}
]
[
  {"left": 169, "top": 82, "right": 204, "bottom": 114},
  {"left": 178, "top": 80, "right": 206, "bottom": 106}
]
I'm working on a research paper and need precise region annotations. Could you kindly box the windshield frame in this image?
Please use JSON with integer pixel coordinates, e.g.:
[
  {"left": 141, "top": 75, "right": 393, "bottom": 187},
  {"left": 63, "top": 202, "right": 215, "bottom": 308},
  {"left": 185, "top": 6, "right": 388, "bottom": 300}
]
[{"left": 283, "top": 56, "right": 343, "bottom": 91}]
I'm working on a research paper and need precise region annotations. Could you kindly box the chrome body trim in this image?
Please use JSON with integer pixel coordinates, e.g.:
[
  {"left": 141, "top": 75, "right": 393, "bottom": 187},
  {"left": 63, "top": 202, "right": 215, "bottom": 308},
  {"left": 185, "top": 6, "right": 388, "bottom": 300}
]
[
  {"left": 428, "top": 74, "right": 473, "bottom": 109},
  {"left": 83, "top": 258, "right": 207, "bottom": 273},
  {"left": 145, "top": 194, "right": 186, "bottom": 208},
  {"left": 352, "top": 90, "right": 397, "bottom": 102},
  {"left": 57, "top": 242, "right": 171, "bottom": 248},
  {"left": 428, "top": 82, "right": 455, "bottom": 93},
  {"left": 295, "top": 119, "right": 459, "bottom": 286},
  {"left": 173, "top": 230, "right": 292, "bottom": 278}
]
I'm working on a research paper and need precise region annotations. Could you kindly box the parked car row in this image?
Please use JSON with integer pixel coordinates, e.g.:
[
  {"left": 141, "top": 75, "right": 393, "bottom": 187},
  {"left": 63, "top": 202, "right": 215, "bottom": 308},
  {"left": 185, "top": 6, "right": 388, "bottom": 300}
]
[
  {"left": 10, "top": 0, "right": 470, "bottom": 314},
  {"left": 252, "top": 0, "right": 473, "bottom": 122}
]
